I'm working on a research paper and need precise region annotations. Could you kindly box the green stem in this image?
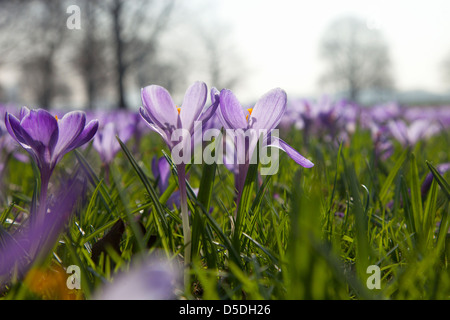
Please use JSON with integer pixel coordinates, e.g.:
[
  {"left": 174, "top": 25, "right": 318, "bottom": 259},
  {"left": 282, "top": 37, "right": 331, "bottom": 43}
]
[
  {"left": 176, "top": 163, "right": 191, "bottom": 291},
  {"left": 36, "top": 172, "right": 50, "bottom": 229}
]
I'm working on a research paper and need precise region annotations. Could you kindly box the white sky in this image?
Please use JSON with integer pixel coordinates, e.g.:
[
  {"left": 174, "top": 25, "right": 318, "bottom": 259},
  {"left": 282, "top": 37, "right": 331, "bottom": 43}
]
[
  {"left": 3, "top": 0, "right": 450, "bottom": 108},
  {"left": 202, "top": 0, "right": 450, "bottom": 102}
]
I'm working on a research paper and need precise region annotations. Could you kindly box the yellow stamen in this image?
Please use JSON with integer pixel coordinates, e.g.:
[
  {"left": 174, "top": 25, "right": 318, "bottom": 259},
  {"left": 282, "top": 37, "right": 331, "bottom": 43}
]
[
  {"left": 55, "top": 115, "right": 58, "bottom": 121},
  {"left": 177, "top": 107, "right": 181, "bottom": 114},
  {"left": 246, "top": 108, "right": 253, "bottom": 122}
]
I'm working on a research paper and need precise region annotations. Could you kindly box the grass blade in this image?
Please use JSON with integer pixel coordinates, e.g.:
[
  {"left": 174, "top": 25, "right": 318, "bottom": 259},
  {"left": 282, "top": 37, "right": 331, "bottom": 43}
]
[
  {"left": 116, "top": 136, "right": 169, "bottom": 234},
  {"left": 426, "top": 161, "right": 450, "bottom": 200},
  {"left": 409, "top": 153, "right": 423, "bottom": 237},
  {"left": 379, "top": 148, "right": 408, "bottom": 205}
]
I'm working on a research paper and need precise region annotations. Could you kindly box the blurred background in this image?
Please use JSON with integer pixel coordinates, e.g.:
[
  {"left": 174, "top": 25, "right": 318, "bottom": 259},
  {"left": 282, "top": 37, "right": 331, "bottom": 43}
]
[{"left": 1, "top": 0, "right": 450, "bottom": 110}]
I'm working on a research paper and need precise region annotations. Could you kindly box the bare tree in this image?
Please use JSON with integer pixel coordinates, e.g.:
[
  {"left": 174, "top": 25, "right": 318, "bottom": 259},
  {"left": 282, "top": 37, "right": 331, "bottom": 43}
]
[
  {"left": 0, "top": 0, "right": 30, "bottom": 64},
  {"left": 0, "top": 0, "right": 51, "bottom": 103},
  {"left": 167, "top": 2, "right": 246, "bottom": 95},
  {"left": 1, "top": 0, "right": 238, "bottom": 109},
  {"left": 318, "top": 15, "right": 394, "bottom": 102},
  {"left": 16, "top": 0, "right": 72, "bottom": 109},
  {"left": 100, "top": 0, "right": 176, "bottom": 109},
  {"left": 71, "top": 1, "right": 112, "bottom": 109}
]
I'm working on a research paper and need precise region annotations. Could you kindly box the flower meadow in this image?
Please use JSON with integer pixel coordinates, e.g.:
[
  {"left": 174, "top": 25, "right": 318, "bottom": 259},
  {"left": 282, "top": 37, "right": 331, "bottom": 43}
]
[{"left": 0, "top": 82, "right": 450, "bottom": 300}]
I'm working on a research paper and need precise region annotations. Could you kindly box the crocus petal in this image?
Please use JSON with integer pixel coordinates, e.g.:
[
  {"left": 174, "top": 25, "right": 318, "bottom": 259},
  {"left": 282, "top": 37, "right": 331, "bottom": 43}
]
[
  {"left": 20, "top": 109, "right": 59, "bottom": 156},
  {"left": 139, "top": 106, "right": 171, "bottom": 147},
  {"left": 19, "top": 106, "right": 30, "bottom": 120},
  {"left": 211, "top": 87, "right": 220, "bottom": 105},
  {"left": 249, "top": 88, "right": 287, "bottom": 132},
  {"left": 52, "top": 111, "right": 86, "bottom": 161},
  {"left": 219, "top": 89, "right": 248, "bottom": 130},
  {"left": 267, "top": 136, "right": 314, "bottom": 168},
  {"left": 209, "top": 87, "right": 229, "bottom": 131},
  {"left": 5, "top": 113, "right": 29, "bottom": 147},
  {"left": 197, "top": 87, "right": 220, "bottom": 125},
  {"left": 141, "top": 85, "right": 178, "bottom": 132},
  {"left": 94, "top": 122, "right": 117, "bottom": 163},
  {"left": 180, "top": 81, "right": 207, "bottom": 133},
  {"left": 5, "top": 113, "right": 37, "bottom": 164},
  {"left": 66, "top": 119, "right": 99, "bottom": 152},
  {"left": 223, "top": 134, "right": 239, "bottom": 174}
]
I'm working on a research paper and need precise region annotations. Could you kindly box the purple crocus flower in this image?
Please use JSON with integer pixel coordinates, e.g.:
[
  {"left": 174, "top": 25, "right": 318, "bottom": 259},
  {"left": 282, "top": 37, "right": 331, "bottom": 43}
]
[
  {"left": 139, "top": 81, "right": 219, "bottom": 288},
  {"left": 5, "top": 107, "right": 98, "bottom": 180},
  {"left": 282, "top": 96, "right": 359, "bottom": 145},
  {"left": 218, "top": 88, "right": 314, "bottom": 208},
  {"left": 4, "top": 107, "right": 98, "bottom": 225},
  {"left": 92, "top": 110, "right": 136, "bottom": 184},
  {"left": 368, "top": 102, "right": 402, "bottom": 125},
  {"left": 139, "top": 81, "right": 219, "bottom": 153},
  {"left": 152, "top": 155, "right": 172, "bottom": 194},
  {"left": 387, "top": 118, "right": 440, "bottom": 147},
  {"left": 94, "top": 253, "right": 181, "bottom": 300},
  {"left": 93, "top": 122, "right": 124, "bottom": 164}
]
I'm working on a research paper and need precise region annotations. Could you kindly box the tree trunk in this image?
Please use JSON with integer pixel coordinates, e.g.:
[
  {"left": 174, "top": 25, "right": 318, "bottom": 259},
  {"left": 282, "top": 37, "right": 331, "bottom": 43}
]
[
  {"left": 39, "top": 50, "right": 54, "bottom": 109},
  {"left": 112, "top": 0, "right": 127, "bottom": 110}
]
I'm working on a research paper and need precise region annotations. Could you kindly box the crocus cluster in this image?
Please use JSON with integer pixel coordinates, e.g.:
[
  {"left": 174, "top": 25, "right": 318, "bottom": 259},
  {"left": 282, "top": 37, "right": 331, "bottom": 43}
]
[
  {"left": 2, "top": 79, "right": 449, "bottom": 300},
  {"left": 137, "top": 81, "right": 315, "bottom": 289},
  {"left": 280, "top": 97, "right": 450, "bottom": 159}
]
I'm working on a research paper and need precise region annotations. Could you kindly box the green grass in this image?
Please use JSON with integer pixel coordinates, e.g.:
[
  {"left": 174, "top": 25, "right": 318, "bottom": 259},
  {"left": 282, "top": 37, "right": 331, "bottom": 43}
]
[{"left": 1, "top": 124, "right": 449, "bottom": 300}]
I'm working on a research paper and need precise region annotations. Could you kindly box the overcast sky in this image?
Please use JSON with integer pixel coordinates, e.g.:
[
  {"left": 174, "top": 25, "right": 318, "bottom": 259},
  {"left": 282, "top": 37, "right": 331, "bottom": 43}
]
[{"left": 196, "top": 0, "right": 450, "bottom": 102}]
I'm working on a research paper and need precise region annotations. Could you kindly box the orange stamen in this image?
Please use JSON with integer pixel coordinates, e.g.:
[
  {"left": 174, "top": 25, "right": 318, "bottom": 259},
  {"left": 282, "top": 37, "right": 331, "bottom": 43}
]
[
  {"left": 177, "top": 107, "right": 181, "bottom": 114},
  {"left": 246, "top": 108, "right": 253, "bottom": 122},
  {"left": 55, "top": 115, "right": 58, "bottom": 121}
]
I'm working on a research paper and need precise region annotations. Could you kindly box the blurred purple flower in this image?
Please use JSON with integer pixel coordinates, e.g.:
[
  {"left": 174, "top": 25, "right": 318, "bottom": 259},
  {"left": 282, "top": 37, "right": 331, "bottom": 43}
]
[
  {"left": 386, "top": 162, "right": 450, "bottom": 211},
  {"left": 152, "top": 155, "right": 171, "bottom": 193},
  {"left": 368, "top": 102, "right": 402, "bottom": 125},
  {"left": 282, "top": 97, "right": 359, "bottom": 144},
  {"left": 387, "top": 118, "right": 441, "bottom": 147},
  {"left": 93, "top": 111, "right": 136, "bottom": 165},
  {"left": 335, "top": 211, "right": 345, "bottom": 219},
  {"left": 0, "top": 178, "right": 83, "bottom": 286},
  {"left": 421, "top": 162, "right": 450, "bottom": 198},
  {"left": 370, "top": 124, "right": 394, "bottom": 161},
  {"left": 94, "top": 253, "right": 181, "bottom": 300},
  {"left": 150, "top": 155, "right": 200, "bottom": 211}
]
